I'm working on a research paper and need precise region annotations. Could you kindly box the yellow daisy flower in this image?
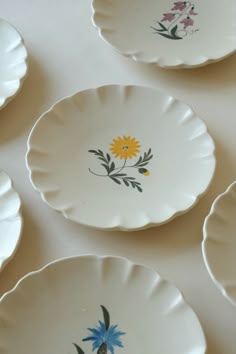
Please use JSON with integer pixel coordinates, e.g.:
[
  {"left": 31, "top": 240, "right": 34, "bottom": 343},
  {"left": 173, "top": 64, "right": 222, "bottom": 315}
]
[{"left": 110, "top": 136, "right": 141, "bottom": 160}]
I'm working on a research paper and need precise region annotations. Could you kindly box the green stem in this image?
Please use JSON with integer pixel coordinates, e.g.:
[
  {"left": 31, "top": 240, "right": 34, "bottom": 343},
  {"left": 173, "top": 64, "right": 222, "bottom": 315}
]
[
  {"left": 89, "top": 159, "right": 128, "bottom": 177},
  {"left": 112, "top": 165, "right": 139, "bottom": 171},
  {"left": 113, "top": 159, "right": 127, "bottom": 174},
  {"left": 88, "top": 168, "right": 108, "bottom": 177}
]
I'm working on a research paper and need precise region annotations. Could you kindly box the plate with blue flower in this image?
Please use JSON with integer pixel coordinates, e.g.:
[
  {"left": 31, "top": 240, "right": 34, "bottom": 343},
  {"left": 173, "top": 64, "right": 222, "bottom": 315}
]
[{"left": 0, "top": 255, "right": 206, "bottom": 354}]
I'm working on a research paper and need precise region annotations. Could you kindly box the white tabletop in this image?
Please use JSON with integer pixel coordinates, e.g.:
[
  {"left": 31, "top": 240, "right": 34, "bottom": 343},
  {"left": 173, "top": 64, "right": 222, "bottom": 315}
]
[{"left": 0, "top": 1, "right": 236, "bottom": 353}]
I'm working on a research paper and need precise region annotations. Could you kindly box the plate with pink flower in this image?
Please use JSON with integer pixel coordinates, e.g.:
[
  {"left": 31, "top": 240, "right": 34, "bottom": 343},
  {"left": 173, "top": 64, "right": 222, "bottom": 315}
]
[
  {"left": 26, "top": 85, "right": 215, "bottom": 230},
  {"left": 0, "top": 255, "right": 207, "bottom": 354},
  {"left": 92, "top": 0, "right": 236, "bottom": 68}
]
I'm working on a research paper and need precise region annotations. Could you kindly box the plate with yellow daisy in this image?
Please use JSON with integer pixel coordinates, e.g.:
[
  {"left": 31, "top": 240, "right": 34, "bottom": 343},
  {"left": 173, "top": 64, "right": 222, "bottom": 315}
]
[{"left": 26, "top": 85, "right": 215, "bottom": 230}]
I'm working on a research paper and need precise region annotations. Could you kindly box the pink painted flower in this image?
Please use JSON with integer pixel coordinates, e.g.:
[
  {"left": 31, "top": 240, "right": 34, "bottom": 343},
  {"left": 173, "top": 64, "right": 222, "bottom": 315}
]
[
  {"left": 171, "top": 2, "right": 187, "bottom": 11},
  {"left": 189, "top": 6, "right": 198, "bottom": 15},
  {"left": 180, "top": 16, "right": 194, "bottom": 29},
  {"left": 161, "top": 13, "right": 176, "bottom": 22}
]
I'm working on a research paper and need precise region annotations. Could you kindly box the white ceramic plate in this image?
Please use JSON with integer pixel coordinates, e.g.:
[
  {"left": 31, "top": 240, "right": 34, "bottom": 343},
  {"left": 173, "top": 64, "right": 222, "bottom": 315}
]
[
  {"left": 0, "top": 19, "right": 28, "bottom": 109},
  {"left": 0, "top": 255, "right": 207, "bottom": 354},
  {"left": 26, "top": 85, "right": 215, "bottom": 231},
  {"left": 202, "top": 181, "right": 236, "bottom": 306},
  {"left": 92, "top": 0, "right": 236, "bottom": 68},
  {"left": 0, "top": 171, "right": 23, "bottom": 271}
]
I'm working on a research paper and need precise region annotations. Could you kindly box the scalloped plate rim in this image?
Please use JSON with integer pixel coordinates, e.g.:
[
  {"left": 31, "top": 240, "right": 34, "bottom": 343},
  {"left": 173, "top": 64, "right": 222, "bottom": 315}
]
[
  {"left": 202, "top": 180, "right": 236, "bottom": 306},
  {"left": 0, "top": 170, "right": 23, "bottom": 271},
  {"left": 0, "top": 18, "right": 28, "bottom": 110}
]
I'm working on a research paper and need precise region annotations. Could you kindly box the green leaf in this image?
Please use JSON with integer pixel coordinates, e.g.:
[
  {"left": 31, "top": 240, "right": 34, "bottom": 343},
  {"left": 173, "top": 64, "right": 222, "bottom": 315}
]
[
  {"left": 134, "top": 149, "right": 153, "bottom": 167},
  {"left": 88, "top": 149, "right": 98, "bottom": 154},
  {"left": 151, "top": 26, "right": 166, "bottom": 33},
  {"left": 110, "top": 176, "right": 121, "bottom": 185},
  {"left": 158, "top": 32, "right": 182, "bottom": 40},
  {"left": 171, "top": 25, "right": 178, "bottom": 37},
  {"left": 101, "top": 305, "right": 110, "bottom": 330},
  {"left": 111, "top": 173, "right": 127, "bottom": 177},
  {"left": 143, "top": 155, "right": 153, "bottom": 163},
  {"left": 134, "top": 156, "right": 142, "bottom": 166},
  {"left": 123, "top": 179, "right": 129, "bottom": 186},
  {"left": 106, "top": 153, "right": 111, "bottom": 162},
  {"left": 157, "top": 21, "right": 168, "bottom": 31},
  {"left": 98, "top": 149, "right": 103, "bottom": 155},
  {"left": 134, "top": 181, "right": 141, "bottom": 185},
  {"left": 138, "top": 162, "right": 148, "bottom": 167},
  {"left": 136, "top": 185, "right": 143, "bottom": 193},
  {"left": 98, "top": 157, "right": 108, "bottom": 163},
  {"left": 73, "top": 343, "right": 85, "bottom": 354},
  {"left": 142, "top": 149, "right": 153, "bottom": 162},
  {"left": 110, "top": 161, "right": 115, "bottom": 172},
  {"left": 101, "top": 164, "right": 109, "bottom": 174},
  {"left": 130, "top": 180, "right": 143, "bottom": 192},
  {"left": 98, "top": 343, "right": 108, "bottom": 353},
  {"left": 126, "top": 177, "right": 135, "bottom": 180}
]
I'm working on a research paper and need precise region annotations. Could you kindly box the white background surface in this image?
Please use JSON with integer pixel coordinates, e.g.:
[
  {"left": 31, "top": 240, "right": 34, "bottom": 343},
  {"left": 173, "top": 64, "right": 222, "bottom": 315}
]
[{"left": 0, "top": 1, "right": 235, "bottom": 353}]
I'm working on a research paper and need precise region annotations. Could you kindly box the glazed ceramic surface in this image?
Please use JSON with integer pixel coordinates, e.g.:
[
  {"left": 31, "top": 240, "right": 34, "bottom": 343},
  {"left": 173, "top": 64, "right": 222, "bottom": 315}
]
[
  {"left": 26, "top": 85, "right": 215, "bottom": 230},
  {"left": 0, "top": 171, "right": 22, "bottom": 271},
  {"left": 202, "top": 181, "right": 236, "bottom": 306},
  {"left": 0, "top": 19, "right": 28, "bottom": 109},
  {"left": 92, "top": 0, "right": 236, "bottom": 68},
  {"left": 0, "top": 255, "right": 207, "bottom": 354}
]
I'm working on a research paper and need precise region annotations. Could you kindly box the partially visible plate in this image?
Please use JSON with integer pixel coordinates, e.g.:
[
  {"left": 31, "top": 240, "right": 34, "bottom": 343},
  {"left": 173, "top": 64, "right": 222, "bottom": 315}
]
[
  {"left": 202, "top": 181, "right": 236, "bottom": 306},
  {"left": 0, "top": 171, "right": 23, "bottom": 271},
  {"left": 92, "top": 0, "right": 236, "bottom": 68},
  {"left": 0, "top": 19, "right": 28, "bottom": 109},
  {"left": 0, "top": 255, "right": 207, "bottom": 354},
  {"left": 26, "top": 85, "right": 215, "bottom": 231}
]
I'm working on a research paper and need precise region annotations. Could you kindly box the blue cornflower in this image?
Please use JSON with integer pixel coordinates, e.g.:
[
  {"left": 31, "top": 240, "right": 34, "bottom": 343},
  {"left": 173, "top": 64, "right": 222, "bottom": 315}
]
[{"left": 83, "top": 306, "right": 125, "bottom": 354}]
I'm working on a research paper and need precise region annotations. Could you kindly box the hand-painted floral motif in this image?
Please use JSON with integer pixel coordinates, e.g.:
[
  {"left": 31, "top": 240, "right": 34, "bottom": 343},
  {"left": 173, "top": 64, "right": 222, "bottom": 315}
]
[
  {"left": 73, "top": 306, "right": 125, "bottom": 354},
  {"left": 172, "top": 1, "right": 187, "bottom": 11},
  {"left": 110, "top": 136, "right": 140, "bottom": 160},
  {"left": 88, "top": 136, "right": 153, "bottom": 193},
  {"left": 161, "top": 13, "right": 176, "bottom": 22},
  {"left": 151, "top": 2, "right": 199, "bottom": 40},
  {"left": 180, "top": 16, "right": 194, "bottom": 29},
  {"left": 189, "top": 8, "right": 198, "bottom": 16}
]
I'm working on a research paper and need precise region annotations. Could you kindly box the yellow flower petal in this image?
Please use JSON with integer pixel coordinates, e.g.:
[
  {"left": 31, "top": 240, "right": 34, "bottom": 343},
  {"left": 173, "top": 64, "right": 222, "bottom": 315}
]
[{"left": 110, "top": 135, "right": 141, "bottom": 160}]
